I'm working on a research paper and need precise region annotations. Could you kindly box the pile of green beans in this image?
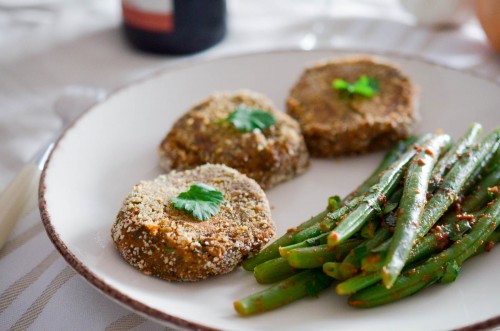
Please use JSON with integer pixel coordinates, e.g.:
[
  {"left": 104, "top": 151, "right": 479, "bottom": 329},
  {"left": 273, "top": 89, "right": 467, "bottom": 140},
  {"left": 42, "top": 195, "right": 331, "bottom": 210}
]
[{"left": 234, "top": 123, "right": 500, "bottom": 316}]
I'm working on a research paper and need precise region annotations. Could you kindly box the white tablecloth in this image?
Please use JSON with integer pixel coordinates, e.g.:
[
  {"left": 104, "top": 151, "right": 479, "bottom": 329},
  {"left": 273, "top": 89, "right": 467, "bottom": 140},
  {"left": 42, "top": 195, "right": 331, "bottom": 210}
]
[{"left": 1, "top": 0, "right": 499, "bottom": 330}]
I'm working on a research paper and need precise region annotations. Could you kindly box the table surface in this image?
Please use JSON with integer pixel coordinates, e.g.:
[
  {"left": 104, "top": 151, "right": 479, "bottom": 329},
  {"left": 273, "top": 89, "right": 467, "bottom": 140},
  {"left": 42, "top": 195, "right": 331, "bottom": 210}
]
[{"left": 1, "top": 0, "right": 499, "bottom": 330}]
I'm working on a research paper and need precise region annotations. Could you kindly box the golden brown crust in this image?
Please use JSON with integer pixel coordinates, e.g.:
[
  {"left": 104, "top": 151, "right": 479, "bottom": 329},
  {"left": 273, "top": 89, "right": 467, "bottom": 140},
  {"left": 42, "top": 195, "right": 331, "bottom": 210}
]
[
  {"left": 111, "top": 164, "right": 275, "bottom": 282},
  {"left": 158, "top": 90, "right": 310, "bottom": 189},
  {"left": 287, "top": 57, "right": 419, "bottom": 157}
]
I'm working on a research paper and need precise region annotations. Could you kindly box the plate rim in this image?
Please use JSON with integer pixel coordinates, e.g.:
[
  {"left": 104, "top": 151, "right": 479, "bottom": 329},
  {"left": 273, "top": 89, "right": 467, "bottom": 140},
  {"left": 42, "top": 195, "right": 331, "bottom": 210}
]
[{"left": 38, "top": 47, "right": 500, "bottom": 331}]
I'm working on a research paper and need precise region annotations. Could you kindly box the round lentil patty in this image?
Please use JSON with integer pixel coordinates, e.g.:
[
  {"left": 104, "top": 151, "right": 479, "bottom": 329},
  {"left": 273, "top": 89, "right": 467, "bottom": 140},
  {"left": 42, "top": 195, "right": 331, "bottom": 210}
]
[
  {"left": 287, "top": 57, "right": 419, "bottom": 157},
  {"left": 111, "top": 164, "right": 275, "bottom": 282},
  {"left": 159, "top": 90, "right": 310, "bottom": 190}
]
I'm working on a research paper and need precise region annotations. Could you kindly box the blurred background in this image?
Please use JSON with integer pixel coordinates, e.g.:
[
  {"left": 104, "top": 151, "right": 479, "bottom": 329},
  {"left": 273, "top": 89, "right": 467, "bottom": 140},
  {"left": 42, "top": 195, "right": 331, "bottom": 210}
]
[{"left": 1, "top": 0, "right": 498, "bottom": 188}]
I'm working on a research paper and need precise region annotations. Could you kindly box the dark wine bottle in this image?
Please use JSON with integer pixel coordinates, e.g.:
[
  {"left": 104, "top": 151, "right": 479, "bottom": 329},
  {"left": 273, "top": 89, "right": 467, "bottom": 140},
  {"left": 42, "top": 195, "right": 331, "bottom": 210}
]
[{"left": 121, "top": 0, "right": 227, "bottom": 55}]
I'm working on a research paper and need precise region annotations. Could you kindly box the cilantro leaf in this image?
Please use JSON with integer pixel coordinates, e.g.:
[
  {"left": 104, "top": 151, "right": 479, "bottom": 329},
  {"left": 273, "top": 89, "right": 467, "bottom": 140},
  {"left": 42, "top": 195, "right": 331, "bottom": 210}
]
[
  {"left": 333, "top": 79, "right": 350, "bottom": 90},
  {"left": 227, "top": 106, "right": 276, "bottom": 132},
  {"left": 170, "top": 183, "right": 224, "bottom": 221},
  {"left": 332, "top": 75, "right": 380, "bottom": 98}
]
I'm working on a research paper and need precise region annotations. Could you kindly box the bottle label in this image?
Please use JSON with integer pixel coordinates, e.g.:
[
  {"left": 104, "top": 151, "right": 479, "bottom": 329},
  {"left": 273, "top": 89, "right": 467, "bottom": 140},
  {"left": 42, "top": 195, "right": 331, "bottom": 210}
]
[{"left": 122, "top": 0, "right": 174, "bottom": 33}]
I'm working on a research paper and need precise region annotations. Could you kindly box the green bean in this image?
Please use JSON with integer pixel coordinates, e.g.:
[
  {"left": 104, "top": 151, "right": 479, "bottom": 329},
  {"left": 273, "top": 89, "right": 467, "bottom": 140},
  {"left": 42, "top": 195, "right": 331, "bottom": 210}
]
[
  {"left": 474, "top": 230, "right": 500, "bottom": 255},
  {"left": 292, "top": 198, "right": 359, "bottom": 244},
  {"left": 462, "top": 167, "right": 500, "bottom": 212},
  {"left": 436, "top": 169, "right": 499, "bottom": 231},
  {"left": 336, "top": 272, "right": 383, "bottom": 296},
  {"left": 338, "top": 227, "right": 392, "bottom": 280},
  {"left": 253, "top": 257, "right": 298, "bottom": 284},
  {"left": 461, "top": 144, "right": 500, "bottom": 195},
  {"left": 370, "top": 239, "right": 391, "bottom": 254},
  {"left": 373, "top": 169, "right": 499, "bottom": 259},
  {"left": 283, "top": 189, "right": 395, "bottom": 255},
  {"left": 327, "top": 137, "right": 428, "bottom": 247},
  {"left": 382, "top": 134, "right": 451, "bottom": 288},
  {"left": 323, "top": 262, "right": 343, "bottom": 279},
  {"left": 242, "top": 209, "right": 329, "bottom": 271},
  {"left": 236, "top": 126, "right": 500, "bottom": 317},
  {"left": 287, "top": 239, "right": 362, "bottom": 269},
  {"left": 361, "top": 253, "right": 386, "bottom": 273},
  {"left": 279, "top": 232, "right": 329, "bottom": 258},
  {"left": 348, "top": 272, "right": 442, "bottom": 308},
  {"left": 344, "top": 135, "right": 420, "bottom": 202},
  {"left": 360, "top": 219, "right": 378, "bottom": 239},
  {"left": 417, "top": 128, "right": 500, "bottom": 238},
  {"left": 429, "top": 123, "right": 482, "bottom": 191},
  {"left": 408, "top": 220, "right": 471, "bottom": 262},
  {"left": 234, "top": 269, "right": 333, "bottom": 316},
  {"left": 243, "top": 193, "right": 352, "bottom": 270},
  {"left": 433, "top": 167, "right": 500, "bottom": 235},
  {"left": 336, "top": 219, "right": 471, "bottom": 296},
  {"left": 297, "top": 185, "right": 398, "bottom": 245},
  {"left": 293, "top": 136, "right": 426, "bottom": 245},
  {"left": 348, "top": 198, "right": 500, "bottom": 308},
  {"left": 343, "top": 168, "right": 498, "bottom": 294}
]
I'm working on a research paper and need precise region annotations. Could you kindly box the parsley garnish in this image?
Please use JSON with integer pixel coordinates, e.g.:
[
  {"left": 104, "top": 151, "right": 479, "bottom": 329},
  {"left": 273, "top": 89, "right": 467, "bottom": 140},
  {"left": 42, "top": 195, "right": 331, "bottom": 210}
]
[
  {"left": 332, "top": 75, "right": 380, "bottom": 98},
  {"left": 170, "top": 183, "right": 224, "bottom": 221},
  {"left": 226, "top": 106, "right": 276, "bottom": 132}
]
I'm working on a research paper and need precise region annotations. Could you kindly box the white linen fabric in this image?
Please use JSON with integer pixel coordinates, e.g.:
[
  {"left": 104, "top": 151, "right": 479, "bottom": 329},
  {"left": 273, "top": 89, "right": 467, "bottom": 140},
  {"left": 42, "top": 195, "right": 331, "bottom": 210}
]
[{"left": 1, "top": 0, "right": 499, "bottom": 330}]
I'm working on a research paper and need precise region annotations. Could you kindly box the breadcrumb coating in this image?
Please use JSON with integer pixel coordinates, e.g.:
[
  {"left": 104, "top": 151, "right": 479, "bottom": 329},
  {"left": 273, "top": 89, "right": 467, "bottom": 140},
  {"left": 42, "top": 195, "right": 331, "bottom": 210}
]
[
  {"left": 111, "top": 164, "right": 275, "bottom": 282},
  {"left": 159, "top": 90, "right": 309, "bottom": 189},
  {"left": 287, "top": 57, "right": 419, "bottom": 157}
]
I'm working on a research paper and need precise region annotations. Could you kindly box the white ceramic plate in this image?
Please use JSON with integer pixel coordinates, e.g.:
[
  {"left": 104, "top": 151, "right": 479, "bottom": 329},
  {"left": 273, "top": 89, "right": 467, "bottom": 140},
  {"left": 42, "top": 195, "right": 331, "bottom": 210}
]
[{"left": 40, "top": 50, "right": 500, "bottom": 331}]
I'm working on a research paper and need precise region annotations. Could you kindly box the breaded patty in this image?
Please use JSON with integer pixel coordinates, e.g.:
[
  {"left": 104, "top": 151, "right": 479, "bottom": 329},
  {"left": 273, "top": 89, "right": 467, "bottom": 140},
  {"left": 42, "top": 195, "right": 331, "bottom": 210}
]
[
  {"left": 159, "top": 90, "right": 310, "bottom": 190},
  {"left": 111, "top": 164, "right": 275, "bottom": 282},
  {"left": 287, "top": 57, "right": 418, "bottom": 157}
]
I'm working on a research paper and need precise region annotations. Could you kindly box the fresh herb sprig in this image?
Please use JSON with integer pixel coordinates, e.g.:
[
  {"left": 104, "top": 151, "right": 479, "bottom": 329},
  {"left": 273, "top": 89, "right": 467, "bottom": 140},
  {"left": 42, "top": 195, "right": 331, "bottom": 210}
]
[
  {"left": 170, "top": 183, "right": 224, "bottom": 221},
  {"left": 226, "top": 106, "right": 276, "bottom": 132},
  {"left": 332, "top": 75, "right": 380, "bottom": 98}
]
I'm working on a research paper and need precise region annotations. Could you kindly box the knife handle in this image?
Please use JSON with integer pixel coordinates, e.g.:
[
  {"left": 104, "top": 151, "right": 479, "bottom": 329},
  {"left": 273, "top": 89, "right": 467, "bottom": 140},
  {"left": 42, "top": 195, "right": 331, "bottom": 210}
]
[{"left": 0, "top": 163, "right": 40, "bottom": 250}]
